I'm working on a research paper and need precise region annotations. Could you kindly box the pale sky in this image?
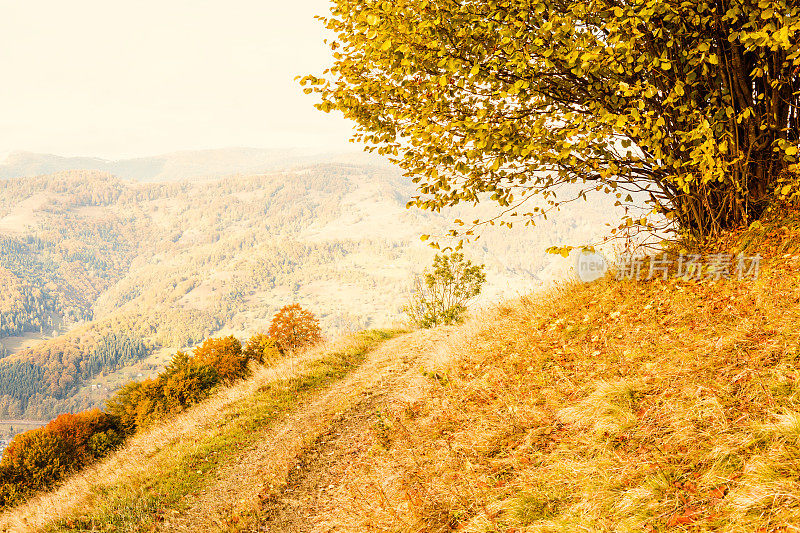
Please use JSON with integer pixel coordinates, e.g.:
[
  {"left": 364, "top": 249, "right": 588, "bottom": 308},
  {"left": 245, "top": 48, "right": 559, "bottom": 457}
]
[{"left": 0, "top": 0, "right": 357, "bottom": 159}]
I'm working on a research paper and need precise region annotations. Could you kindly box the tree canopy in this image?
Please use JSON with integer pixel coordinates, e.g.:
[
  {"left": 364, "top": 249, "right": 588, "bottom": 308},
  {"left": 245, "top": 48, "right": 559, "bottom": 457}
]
[
  {"left": 404, "top": 253, "right": 487, "bottom": 327},
  {"left": 303, "top": 0, "right": 800, "bottom": 243},
  {"left": 268, "top": 304, "right": 323, "bottom": 353}
]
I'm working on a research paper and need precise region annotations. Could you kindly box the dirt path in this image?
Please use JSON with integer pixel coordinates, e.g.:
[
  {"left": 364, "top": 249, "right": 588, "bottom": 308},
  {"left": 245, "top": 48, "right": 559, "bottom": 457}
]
[
  {"left": 258, "top": 384, "right": 384, "bottom": 532},
  {"left": 159, "top": 327, "right": 453, "bottom": 532}
]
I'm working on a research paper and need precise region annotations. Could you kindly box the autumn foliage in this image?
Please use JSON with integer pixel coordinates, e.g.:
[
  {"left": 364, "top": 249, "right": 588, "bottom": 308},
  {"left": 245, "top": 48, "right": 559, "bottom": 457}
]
[
  {"left": 267, "top": 304, "right": 323, "bottom": 353},
  {"left": 0, "top": 317, "right": 310, "bottom": 510},
  {"left": 107, "top": 337, "right": 250, "bottom": 433},
  {"left": 306, "top": 0, "right": 800, "bottom": 244},
  {"left": 192, "top": 335, "right": 248, "bottom": 384},
  {"left": 243, "top": 333, "right": 282, "bottom": 365},
  {"left": 0, "top": 409, "right": 121, "bottom": 508},
  {"left": 0, "top": 334, "right": 252, "bottom": 509}
]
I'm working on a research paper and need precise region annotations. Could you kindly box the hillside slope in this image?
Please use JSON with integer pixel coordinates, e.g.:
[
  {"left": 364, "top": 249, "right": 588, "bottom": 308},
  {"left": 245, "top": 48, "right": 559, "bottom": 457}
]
[
  {"left": 6, "top": 218, "right": 800, "bottom": 531},
  {"left": 0, "top": 327, "right": 452, "bottom": 531},
  {"left": 0, "top": 165, "right": 619, "bottom": 420}
]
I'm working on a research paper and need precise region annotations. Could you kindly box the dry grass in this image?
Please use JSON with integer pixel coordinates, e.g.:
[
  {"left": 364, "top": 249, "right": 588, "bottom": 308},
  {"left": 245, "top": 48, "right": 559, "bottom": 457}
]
[
  {"left": 0, "top": 330, "right": 404, "bottom": 532},
  {"left": 159, "top": 326, "right": 452, "bottom": 532},
  {"left": 288, "top": 216, "right": 800, "bottom": 531}
]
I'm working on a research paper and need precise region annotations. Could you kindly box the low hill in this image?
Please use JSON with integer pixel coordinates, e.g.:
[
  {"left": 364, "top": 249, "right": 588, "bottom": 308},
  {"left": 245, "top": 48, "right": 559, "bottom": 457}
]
[
  {"left": 0, "top": 148, "right": 386, "bottom": 182},
  {"left": 3, "top": 211, "right": 800, "bottom": 531}
]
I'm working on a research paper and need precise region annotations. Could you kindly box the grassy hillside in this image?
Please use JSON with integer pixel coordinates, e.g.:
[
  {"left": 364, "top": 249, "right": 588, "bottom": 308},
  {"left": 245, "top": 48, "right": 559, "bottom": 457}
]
[
  {"left": 0, "top": 328, "right": 428, "bottom": 531},
  {"left": 3, "top": 211, "right": 800, "bottom": 531}
]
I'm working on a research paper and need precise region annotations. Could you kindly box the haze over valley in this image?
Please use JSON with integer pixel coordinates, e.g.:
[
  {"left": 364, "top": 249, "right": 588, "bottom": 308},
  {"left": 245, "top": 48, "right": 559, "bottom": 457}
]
[{"left": 0, "top": 149, "right": 620, "bottom": 420}]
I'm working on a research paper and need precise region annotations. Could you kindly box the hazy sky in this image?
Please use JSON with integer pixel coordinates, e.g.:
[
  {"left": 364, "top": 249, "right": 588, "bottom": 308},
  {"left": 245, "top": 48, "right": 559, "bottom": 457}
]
[{"left": 0, "top": 0, "right": 357, "bottom": 159}]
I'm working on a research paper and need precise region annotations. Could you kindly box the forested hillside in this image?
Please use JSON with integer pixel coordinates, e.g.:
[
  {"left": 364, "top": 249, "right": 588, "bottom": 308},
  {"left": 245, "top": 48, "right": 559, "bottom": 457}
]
[{"left": 0, "top": 163, "right": 619, "bottom": 419}]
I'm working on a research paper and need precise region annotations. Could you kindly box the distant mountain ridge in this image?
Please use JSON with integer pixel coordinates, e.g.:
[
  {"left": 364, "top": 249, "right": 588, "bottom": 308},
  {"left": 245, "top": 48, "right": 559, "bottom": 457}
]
[{"left": 0, "top": 148, "right": 388, "bottom": 182}]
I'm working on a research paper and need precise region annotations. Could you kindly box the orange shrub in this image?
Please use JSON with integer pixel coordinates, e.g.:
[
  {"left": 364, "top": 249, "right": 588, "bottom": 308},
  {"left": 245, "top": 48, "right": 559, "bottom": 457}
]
[
  {"left": 0, "top": 408, "right": 120, "bottom": 508},
  {"left": 192, "top": 336, "right": 247, "bottom": 383},
  {"left": 243, "top": 333, "right": 282, "bottom": 364},
  {"left": 267, "top": 304, "right": 323, "bottom": 353}
]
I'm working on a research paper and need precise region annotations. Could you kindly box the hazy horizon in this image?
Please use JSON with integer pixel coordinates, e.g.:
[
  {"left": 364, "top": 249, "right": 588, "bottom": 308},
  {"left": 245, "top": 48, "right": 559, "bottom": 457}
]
[
  {"left": 0, "top": 145, "right": 367, "bottom": 162},
  {"left": 0, "top": 145, "right": 393, "bottom": 182}
]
